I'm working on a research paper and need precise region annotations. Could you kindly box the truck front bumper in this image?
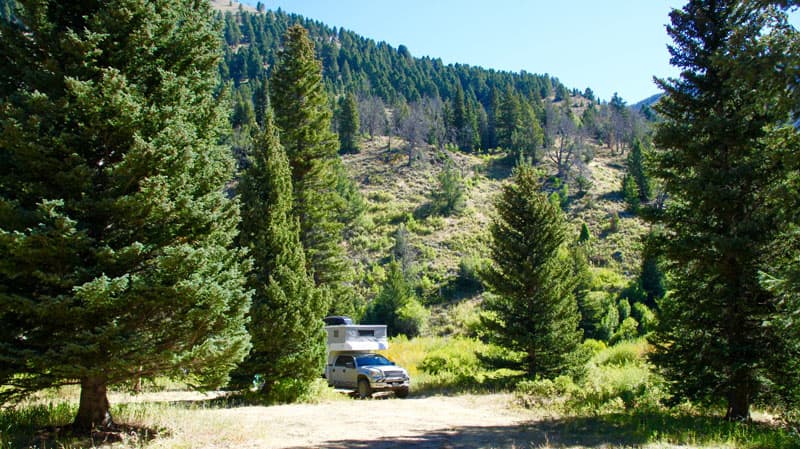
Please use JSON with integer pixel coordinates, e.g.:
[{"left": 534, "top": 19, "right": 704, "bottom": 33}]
[{"left": 370, "top": 379, "right": 410, "bottom": 391}]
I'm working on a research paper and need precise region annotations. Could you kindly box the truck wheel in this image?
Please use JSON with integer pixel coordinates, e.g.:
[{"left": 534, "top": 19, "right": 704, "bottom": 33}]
[
  {"left": 357, "top": 378, "right": 372, "bottom": 399},
  {"left": 395, "top": 387, "right": 409, "bottom": 399}
]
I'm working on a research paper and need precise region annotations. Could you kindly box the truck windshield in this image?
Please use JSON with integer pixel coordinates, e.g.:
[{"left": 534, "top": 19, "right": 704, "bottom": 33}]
[{"left": 356, "top": 354, "right": 393, "bottom": 366}]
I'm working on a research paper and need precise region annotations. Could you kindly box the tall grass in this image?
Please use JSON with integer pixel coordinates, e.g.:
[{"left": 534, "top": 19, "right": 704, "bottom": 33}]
[
  {"left": 514, "top": 338, "right": 800, "bottom": 448},
  {"left": 382, "top": 335, "right": 522, "bottom": 395}
]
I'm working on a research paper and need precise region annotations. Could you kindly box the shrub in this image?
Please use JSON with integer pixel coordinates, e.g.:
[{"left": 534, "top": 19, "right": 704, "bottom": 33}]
[
  {"left": 596, "top": 341, "right": 641, "bottom": 367},
  {"left": 515, "top": 376, "right": 577, "bottom": 410},
  {"left": 396, "top": 298, "right": 430, "bottom": 337},
  {"left": 617, "top": 298, "right": 631, "bottom": 320},
  {"left": 515, "top": 338, "right": 665, "bottom": 415},
  {"left": 576, "top": 175, "right": 593, "bottom": 195},
  {"left": 368, "top": 190, "right": 393, "bottom": 203},
  {"left": 632, "top": 302, "right": 657, "bottom": 334},
  {"left": 610, "top": 317, "right": 640, "bottom": 345},
  {"left": 570, "top": 362, "right": 662, "bottom": 413},
  {"left": 578, "top": 291, "right": 619, "bottom": 342},
  {"left": 608, "top": 211, "right": 621, "bottom": 233},
  {"left": 458, "top": 253, "right": 486, "bottom": 291},
  {"left": 581, "top": 338, "right": 607, "bottom": 355},
  {"left": 438, "top": 300, "right": 482, "bottom": 337}
]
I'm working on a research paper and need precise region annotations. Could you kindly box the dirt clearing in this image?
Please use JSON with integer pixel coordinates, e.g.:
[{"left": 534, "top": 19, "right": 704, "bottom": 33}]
[{"left": 141, "top": 393, "right": 648, "bottom": 449}]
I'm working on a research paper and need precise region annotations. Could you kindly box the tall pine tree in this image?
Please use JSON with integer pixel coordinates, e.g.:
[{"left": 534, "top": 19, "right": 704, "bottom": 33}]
[
  {"left": 649, "top": 0, "right": 799, "bottom": 420},
  {"left": 337, "top": 92, "right": 360, "bottom": 154},
  {"left": 270, "top": 24, "right": 354, "bottom": 314},
  {"left": 0, "top": 0, "right": 251, "bottom": 430},
  {"left": 233, "top": 113, "right": 328, "bottom": 401},
  {"left": 481, "top": 162, "right": 584, "bottom": 378}
]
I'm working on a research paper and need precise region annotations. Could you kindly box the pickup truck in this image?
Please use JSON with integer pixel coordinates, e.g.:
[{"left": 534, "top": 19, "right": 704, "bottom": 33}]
[
  {"left": 323, "top": 316, "right": 410, "bottom": 398},
  {"left": 326, "top": 352, "right": 410, "bottom": 398}
]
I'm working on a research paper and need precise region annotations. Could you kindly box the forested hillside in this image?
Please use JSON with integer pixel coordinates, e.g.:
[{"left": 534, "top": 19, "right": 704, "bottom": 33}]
[
  {"left": 216, "top": 4, "right": 647, "bottom": 157},
  {"left": 212, "top": 1, "right": 658, "bottom": 306}
]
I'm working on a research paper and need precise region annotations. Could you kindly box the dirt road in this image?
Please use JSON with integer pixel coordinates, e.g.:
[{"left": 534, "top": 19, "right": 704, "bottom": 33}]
[
  {"left": 244, "top": 394, "right": 531, "bottom": 449},
  {"left": 141, "top": 393, "right": 643, "bottom": 449}
]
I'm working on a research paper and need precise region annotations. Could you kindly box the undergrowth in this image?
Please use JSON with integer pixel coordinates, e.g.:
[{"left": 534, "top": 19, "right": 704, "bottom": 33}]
[{"left": 514, "top": 338, "right": 800, "bottom": 448}]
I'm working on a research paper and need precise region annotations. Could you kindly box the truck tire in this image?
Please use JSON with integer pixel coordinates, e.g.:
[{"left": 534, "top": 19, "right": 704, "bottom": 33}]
[
  {"left": 395, "top": 387, "right": 409, "bottom": 399},
  {"left": 357, "top": 378, "right": 372, "bottom": 399}
]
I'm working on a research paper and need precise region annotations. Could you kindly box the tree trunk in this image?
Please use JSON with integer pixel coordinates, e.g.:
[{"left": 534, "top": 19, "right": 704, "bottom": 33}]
[
  {"left": 726, "top": 383, "right": 751, "bottom": 421},
  {"left": 73, "top": 376, "right": 113, "bottom": 432}
]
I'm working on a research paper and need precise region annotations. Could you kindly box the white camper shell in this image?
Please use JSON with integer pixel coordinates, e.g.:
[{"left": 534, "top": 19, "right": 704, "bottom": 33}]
[{"left": 325, "top": 323, "right": 388, "bottom": 365}]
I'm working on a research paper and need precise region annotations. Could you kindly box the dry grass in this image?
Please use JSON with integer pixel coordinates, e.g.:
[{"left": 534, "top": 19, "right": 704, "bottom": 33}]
[
  {"left": 208, "top": 0, "right": 256, "bottom": 14},
  {"left": 342, "top": 136, "right": 649, "bottom": 300},
  {"left": 342, "top": 138, "right": 502, "bottom": 296}
]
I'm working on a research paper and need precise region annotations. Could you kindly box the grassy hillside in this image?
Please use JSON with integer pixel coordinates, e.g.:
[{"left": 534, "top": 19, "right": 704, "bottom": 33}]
[{"left": 341, "top": 129, "right": 649, "bottom": 317}]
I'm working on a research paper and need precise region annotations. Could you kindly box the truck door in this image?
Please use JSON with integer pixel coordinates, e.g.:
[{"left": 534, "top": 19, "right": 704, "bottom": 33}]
[{"left": 331, "top": 355, "right": 357, "bottom": 388}]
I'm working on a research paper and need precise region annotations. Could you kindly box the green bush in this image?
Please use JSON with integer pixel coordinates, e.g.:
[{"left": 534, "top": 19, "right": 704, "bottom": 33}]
[
  {"left": 438, "top": 300, "right": 482, "bottom": 337},
  {"left": 617, "top": 298, "right": 631, "bottom": 320},
  {"left": 571, "top": 362, "right": 662, "bottom": 413},
  {"left": 578, "top": 291, "right": 619, "bottom": 341},
  {"left": 581, "top": 338, "right": 607, "bottom": 356},
  {"left": 596, "top": 341, "right": 641, "bottom": 367},
  {"left": 368, "top": 190, "right": 393, "bottom": 203},
  {"left": 515, "top": 338, "right": 665, "bottom": 415},
  {"left": 631, "top": 302, "right": 657, "bottom": 334},
  {"left": 515, "top": 375, "right": 577, "bottom": 410},
  {"left": 396, "top": 298, "right": 430, "bottom": 337},
  {"left": 610, "top": 317, "right": 640, "bottom": 345},
  {"left": 458, "top": 253, "right": 486, "bottom": 291}
]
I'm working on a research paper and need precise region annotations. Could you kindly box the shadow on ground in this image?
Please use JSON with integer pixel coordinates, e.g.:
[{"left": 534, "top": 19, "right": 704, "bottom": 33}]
[
  {"left": 285, "top": 411, "right": 797, "bottom": 449},
  {"left": 285, "top": 415, "right": 646, "bottom": 449}
]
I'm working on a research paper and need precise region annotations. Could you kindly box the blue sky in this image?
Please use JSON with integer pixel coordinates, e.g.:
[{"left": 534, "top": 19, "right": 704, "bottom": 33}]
[{"left": 242, "top": 1, "right": 787, "bottom": 104}]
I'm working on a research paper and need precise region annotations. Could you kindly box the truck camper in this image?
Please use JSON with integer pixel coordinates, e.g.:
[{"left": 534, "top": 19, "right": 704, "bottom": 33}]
[{"left": 323, "top": 316, "right": 410, "bottom": 398}]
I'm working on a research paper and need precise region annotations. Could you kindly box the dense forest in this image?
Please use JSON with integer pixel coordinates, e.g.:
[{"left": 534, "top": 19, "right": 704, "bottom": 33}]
[
  {"left": 217, "top": 5, "right": 650, "bottom": 161},
  {"left": 1, "top": 1, "right": 799, "bottom": 447}
]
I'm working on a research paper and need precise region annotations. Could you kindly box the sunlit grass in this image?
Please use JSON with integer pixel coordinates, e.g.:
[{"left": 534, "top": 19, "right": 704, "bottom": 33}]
[{"left": 382, "top": 335, "right": 522, "bottom": 395}]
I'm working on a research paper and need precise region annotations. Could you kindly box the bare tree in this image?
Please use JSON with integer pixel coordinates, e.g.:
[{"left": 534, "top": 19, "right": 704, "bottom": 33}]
[
  {"left": 396, "top": 97, "right": 445, "bottom": 166},
  {"left": 545, "top": 103, "right": 585, "bottom": 180},
  {"left": 358, "top": 95, "right": 387, "bottom": 141}
]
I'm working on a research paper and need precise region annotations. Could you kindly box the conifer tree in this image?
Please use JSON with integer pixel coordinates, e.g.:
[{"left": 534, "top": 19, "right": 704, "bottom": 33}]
[
  {"left": 627, "top": 139, "right": 652, "bottom": 202},
  {"left": 269, "top": 24, "right": 353, "bottom": 314},
  {"left": 0, "top": 0, "right": 251, "bottom": 431},
  {"left": 481, "top": 163, "right": 584, "bottom": 378},
  {"left": 431, "top": 157, "right": 467, "bottom": 216},
  {"left": 233, "top": 113, "right": 328, "bottom": 401},
  {"left": 649, "top": 0, "right": 799, "bottom": 420},
  {"left": 337, "top": 92, "right": 360, "bottom": 154}
]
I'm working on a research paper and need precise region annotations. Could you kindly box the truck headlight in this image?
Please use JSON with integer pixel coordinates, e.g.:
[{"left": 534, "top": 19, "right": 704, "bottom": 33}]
[{"left": 366, "top": 368, "right": 383, "bottom": 381}]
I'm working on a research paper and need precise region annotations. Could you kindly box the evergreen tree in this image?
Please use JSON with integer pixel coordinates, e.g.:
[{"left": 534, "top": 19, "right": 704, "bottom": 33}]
[
  {"left": 0, "top": 0, "right": 251, "bottom": 431},
  {"left": 337, "top": 92, "right": 360, "bottom": 154},
  {"left": 639, "top": 233, "right": 666, "bottom": 310},
  {"left": 431, "top": 157, "right": 467, "bottom": 216},
  {"left": 269, "top": 24, "right": 353, "bottom": 314},
  {"left": 622, "top": 173, "right": 640, "bottom": 213},
  {"left": 578, "top": 222, "right": 592, "bottom": 243},
  {"left": 649, "top": 0, "right": 799, "bottom": 420},
  {"left": 496, "top": 87, "right": 521, "bottom": 150},
  {"left": 233, "top": 114, "right": 328, "bottom": 401},
  {"left": 448, "top": 83, "right": 479, "bottom": 152},
  {"left": 627, "top": 139, "right": 652, "bottom": 202},
  {"left": 363, "top": 260, "right": 428, "bottom": 337},
  {"left": 253, "top": 76, "right": 271, "bottom": 129},
  {"left": 481, "top": 163, "right": 585, "bottom": 378}
]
